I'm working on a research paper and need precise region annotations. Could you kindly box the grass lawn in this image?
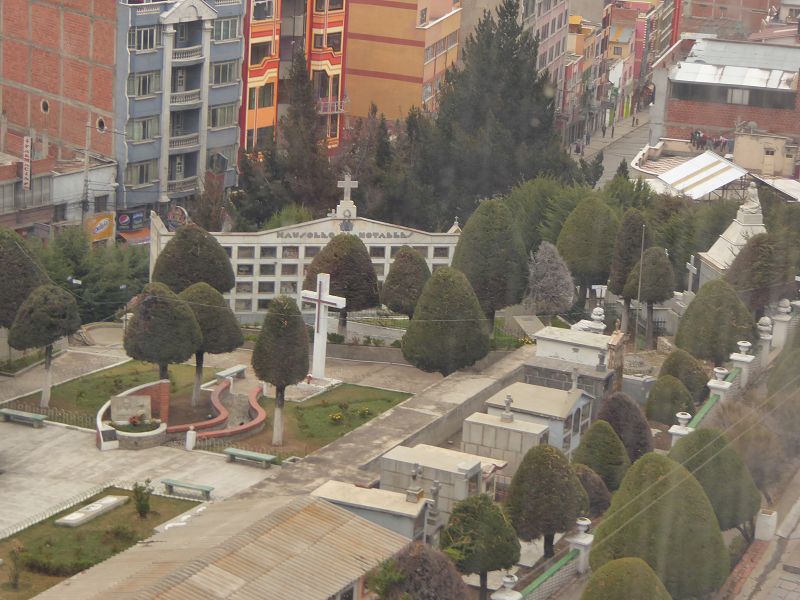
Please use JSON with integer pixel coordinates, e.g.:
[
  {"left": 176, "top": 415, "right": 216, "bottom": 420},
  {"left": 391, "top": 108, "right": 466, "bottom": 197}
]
[
  {"left": 248, "top": 384, "right": 410, "bottom": 456},
  {"left": 9, "top": 361, "right": 215, "bottom": 418},
  {"left": 0, "top": 488, "right": 197, "bottom": 599}
]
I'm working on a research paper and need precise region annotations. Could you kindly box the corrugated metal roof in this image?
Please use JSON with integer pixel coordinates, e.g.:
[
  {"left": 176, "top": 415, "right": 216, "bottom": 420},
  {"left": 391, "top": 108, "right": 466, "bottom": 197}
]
[
  {"left": 36, "top": 496, "right": 409, "bottom": 600},
  {"left": 671, "top": 62, "right": 797, "bottom": 90},
  {"left": 687, "top": 37, "right": 800, "bottom": 71},
  {"left": 657, "top": 151, "right": 748, "bottom": 199},
  {"left": 751, "top": 174, "right": 800, "bottom": 202}
]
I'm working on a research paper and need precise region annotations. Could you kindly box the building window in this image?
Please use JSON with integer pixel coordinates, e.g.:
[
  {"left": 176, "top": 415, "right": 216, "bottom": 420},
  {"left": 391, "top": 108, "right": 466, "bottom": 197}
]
[
  {"left": 727, "top": 88, "right": 749, "bottom": 105},
  {"left": 447, "top": 31, "right": 458, "bottom": 49},
  {"left": 223, "top": 246, "right": 232, "bottom": 257},
  {"left": 208, "top": 103, "right": 238, "bottom": 128},
  {"left": 433, "top": 246, "right": 449, "bottom": 258},
  {"left": 305, "top": 246, "right": 320, "bottom": 258},
  {"left": 212, "top": 61, "right": 239, "bottom": 85},
  {"left": 282, "top": 264, "right": 298, "bottom": 276},
  {"left": 419, "top": 8, "right": 427, "bottom": 24},
  {"left": 765, "top": 148, "right": 775, "bottom": 156},
  {"left": 260, "top": 264, "right": 276, "bottom": 276},
  {"left": 250, "top": 42, "right": 273, "bottom": 65},
  {"left": 248, "top": 83, "right": 275, "bottom": 109},
  {"left": 327, "top": 32, "right": 342, "bottom": 52},
  {"left": 422, "top": 83, "right": 433, "bottom": 101},
  {"left": 374, "top": 263, "right": 385, "bottom": 276},
  {"left": 213, "top": 18, "right": 239, "bottom": 41},
  {"left": 280, "top": 281, "right": 298, "bottom": 294},
  {"left": 237, "top": 264, "right": 254, "bottom": 276},
  {"left": 125, "top": 160, "right": 157, "bottom": 186},
  {"left": 128, "top": 26, "right": 161, "bottom": 51},
  {"left": 424, "top": 46, "right": 435, "bottom": 62},
  {"left": 613, "top": 46, "right": 622, "bottom": 55},
  {"left": 53, "top": 203, "right": 67, "bottom": 222},
  {"left": 261, "top": 246, "right": 277, "bottom": 258},
  {"left": 208, "top": 145, "right": 236, "bottom": 173},
  {"left": 329, "top": 0, "right": 343, "bottom": 9},
  {"left": 313, "top": 34, "right": 325, "bottom": 49},
  {"left": 257, "top": 299, "right": 272, "bottom": 310},
  {"left": 315, "top": 0, "right": 326, "bottom": 10},
  {"left": 235, "top": 299, "right": 252, "bottom": 311},
  {"left": 258, "top": 281, "right": 275, "bottom": 293},
  {"left": 253, "top": 0, "right": 274, "bottom": 19},
  {"left": 239, "top": 246, "right": 255, "bottom": 259},
  {"left": 127, "top": 71, "right": 161, "bottom": 97},
  {"left": 94, "top": 195, "right": 108, "bottom": 212},
  {"left": 236, "top": 281, "right": 253, "bottom": 293},
  {"left": 282, "top": 246, "right": 299, "bottom": 258},
  {"left": 370, "top": 246, "right": 386, "bottom": 258},
  {"left": 126, "top": 116, "right": 160, "bottom": 142},
  {"left": 413, "top": 246, "right": 428, "bottom": 258}
]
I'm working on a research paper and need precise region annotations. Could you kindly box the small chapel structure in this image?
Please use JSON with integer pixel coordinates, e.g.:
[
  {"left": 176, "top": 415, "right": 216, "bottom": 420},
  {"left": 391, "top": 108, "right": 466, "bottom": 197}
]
[{"left": 149, "top": 176, "right": 461, "bottom": 323}]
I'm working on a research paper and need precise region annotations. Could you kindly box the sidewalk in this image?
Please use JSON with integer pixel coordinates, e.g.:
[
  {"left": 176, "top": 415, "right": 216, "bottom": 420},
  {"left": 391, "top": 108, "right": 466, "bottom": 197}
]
[{"left": 574, "top": 109, "right": 650, "bottom": 162}]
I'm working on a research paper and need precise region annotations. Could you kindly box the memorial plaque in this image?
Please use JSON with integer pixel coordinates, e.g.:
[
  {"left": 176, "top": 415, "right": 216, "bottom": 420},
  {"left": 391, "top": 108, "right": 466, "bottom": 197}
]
[{"left": 110, "top": 395, "right": 151, "bottom": 424}]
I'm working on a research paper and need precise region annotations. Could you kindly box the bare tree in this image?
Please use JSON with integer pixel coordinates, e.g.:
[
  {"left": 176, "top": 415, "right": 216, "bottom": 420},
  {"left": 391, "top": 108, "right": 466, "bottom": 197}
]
[{"left": 524, "top": 241, "right": 574, "bottom": 323}]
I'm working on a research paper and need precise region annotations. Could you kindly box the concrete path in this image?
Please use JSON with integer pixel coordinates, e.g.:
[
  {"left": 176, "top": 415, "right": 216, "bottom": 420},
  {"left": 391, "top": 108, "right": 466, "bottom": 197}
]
[
  {"left": 0, "top": 422, "right": 276, "bottom": 534},
  {"left": 579, "top": 108, "right": 652, "bottom": 188}
]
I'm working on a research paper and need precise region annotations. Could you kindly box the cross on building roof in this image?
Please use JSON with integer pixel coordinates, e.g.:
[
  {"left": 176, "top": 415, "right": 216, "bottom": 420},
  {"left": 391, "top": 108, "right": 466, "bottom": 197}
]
[{"left": 337, "top": 173, "right": 359, "bottom": 202}]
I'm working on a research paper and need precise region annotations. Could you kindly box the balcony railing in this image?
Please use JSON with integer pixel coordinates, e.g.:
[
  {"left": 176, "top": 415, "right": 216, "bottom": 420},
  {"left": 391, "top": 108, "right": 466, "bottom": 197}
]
[
  {"left": 317, "top": 98, "right": 348, "bottom": 115},
  {"left": 215, "top": 0, "right": 241, "bottom": 5},
  {"left": 170, "top": 90, "right": 201, "bottom": 105},
  {"left": 136, "top": 5, "right": 162, "bottom": 15},
  {"left": 167, "top": 176, "right": 199, "bottom": 193},
  {"left": 169, "top": 133, "right": 200, "bottom": 149},
  {"left": 173, "top": 46, "right": 203, "bottom": 61}
]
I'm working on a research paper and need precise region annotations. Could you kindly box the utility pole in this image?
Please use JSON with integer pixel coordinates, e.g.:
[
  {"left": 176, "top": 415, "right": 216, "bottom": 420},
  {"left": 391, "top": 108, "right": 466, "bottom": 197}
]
[
  {"left": 633, "top": 222, "right": 646, "bottom": 352},
  {"left": 81, "top": 119, "right": 91, "bottom": 224}
]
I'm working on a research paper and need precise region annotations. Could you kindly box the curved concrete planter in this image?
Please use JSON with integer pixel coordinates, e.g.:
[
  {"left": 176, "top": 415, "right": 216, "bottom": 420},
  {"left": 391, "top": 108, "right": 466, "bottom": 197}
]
[{"left": 115, "top": 422, "right": 168, "bottom": 450}]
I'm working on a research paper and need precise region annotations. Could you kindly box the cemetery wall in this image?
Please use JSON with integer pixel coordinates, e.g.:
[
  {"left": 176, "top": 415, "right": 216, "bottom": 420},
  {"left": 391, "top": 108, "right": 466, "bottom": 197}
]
[
  {"left": 325, "top": 344, "right": 513, "bottom": 370},
  {"left": 116, "top": 423, "right": 167, "bottom": 450}
]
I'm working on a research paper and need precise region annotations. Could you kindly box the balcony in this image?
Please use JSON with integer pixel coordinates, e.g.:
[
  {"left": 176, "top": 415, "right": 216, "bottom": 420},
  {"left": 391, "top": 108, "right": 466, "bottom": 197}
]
[
  {"left": 173, "top": 46, "right": 203, "bottom": 61},
  {"left": 317, "top": 98, "right": 347, "bottom": 115},
  {"left": 169, "top": 133, "right": 200, "bottom": 149},
  {"left": 215, "top": 0, "right": 241, "bottom": 4},
  {"left": 167, "top": 176, "right": 199, "bottom": 193},
  {"left": 136, "top": 5, "right": 162, "bottom": 15},
  {"left": 170, "top": 90, "right": 201, "bottom": 106}
]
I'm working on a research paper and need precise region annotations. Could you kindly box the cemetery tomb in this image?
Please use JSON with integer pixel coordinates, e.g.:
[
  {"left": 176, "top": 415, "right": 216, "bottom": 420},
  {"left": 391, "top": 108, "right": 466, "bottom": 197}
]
[
  {"left": 55, "top": 495, "right": 129, "bottom": 528},
  {"left": 533, "top": 326, "right": 612, "bottom": 367}
]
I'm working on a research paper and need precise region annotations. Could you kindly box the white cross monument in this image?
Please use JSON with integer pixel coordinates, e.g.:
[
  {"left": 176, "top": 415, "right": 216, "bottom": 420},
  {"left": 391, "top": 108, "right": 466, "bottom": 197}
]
[
  {"left": 301, "top": 273, "right": 346, "bottom": 380},
  {"left": 685, "top": 255, "right": 698, "bottom": 293},
  {"left": 337, "top": 172, "right": 358, "bottom": 201}
]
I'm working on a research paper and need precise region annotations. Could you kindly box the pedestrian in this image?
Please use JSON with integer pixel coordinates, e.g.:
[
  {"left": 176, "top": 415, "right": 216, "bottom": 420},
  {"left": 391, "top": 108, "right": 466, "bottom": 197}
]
[
  {"left": 575, "top": 141, "right": 581, "bottom": 155},
  {"left": 585, "top": 131, "right": 591, "bottom": 145},
  {"left": 611, "top": 124, "right": 615, "bottom": 138},
  {"left": 601, "top": 123, "right": 607, "bottom": 138}
]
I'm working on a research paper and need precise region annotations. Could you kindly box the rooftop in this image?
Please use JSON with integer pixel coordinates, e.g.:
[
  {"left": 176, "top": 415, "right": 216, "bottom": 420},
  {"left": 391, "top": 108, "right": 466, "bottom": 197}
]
[
  {"left": 685, "top": 37, "right": 800, "bottom": 71},
  {"left": 670, "top": 62, "right": 797, "bottom": 90},
  {"left": 533, "top": 326, "right": 611, "bottom": 350},
  {"left": 610, "top": 25, "right": 635, "bottom": 44},
  {"left": 485, "top": 381, "right": 591, "bottom": 420},
  {"left": 382, "top": 444, "right": 508, "bottom": 474},
  {"left": 657, "top": 151, "right": 747, "bottom": 200},
  {"left": 465, "top": 411, "right": 550, "bottom": 435},
  {"left": 523, "top": 354, "right": 614, "bottom": 379},
  {"left": 311, "top": 480, "right": 427, "bottom": 518}
]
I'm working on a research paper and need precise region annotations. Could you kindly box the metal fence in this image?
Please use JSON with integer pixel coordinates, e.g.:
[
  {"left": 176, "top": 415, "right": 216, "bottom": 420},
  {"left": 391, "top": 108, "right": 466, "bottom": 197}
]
[{"left": 5, "top": 402, "right": 95, "bottom": 429}]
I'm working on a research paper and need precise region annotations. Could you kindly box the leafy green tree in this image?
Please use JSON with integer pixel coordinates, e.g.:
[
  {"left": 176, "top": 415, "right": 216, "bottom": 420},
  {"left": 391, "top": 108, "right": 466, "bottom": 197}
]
[
  {"left": 659, "top": 348, "right": 708, "bottom": 404},
  {"left": 190, "top": 174, "right": 229, "bottom": 232},
  {"left": 251, "top": 296, "right": 308, "bottom": 446},
  {"left": 452, "top": 199, "right": 528, "bottom": 325},
  {"left": 603, "top": 176, "right": 652, "bottom": 213},
  {"left": 608, "top": 209, "right": 649, "bottom": 332},
  {"left": 504, "top": 176, "right": 564, "bottom": 252},
  {"left": 263, "top": 203, "right": 314, "bottom": 230},
  {"left": 725, "top": 232, "right": 795, "bottom": 314},
  {"left": 590, "top": 453, "right": 729, "bottom": 599},
  {"left": 768, "top": 347, "right": 800, "bottom": 396},
  {"left": 152, "top": 224, "right": 235, "bottom": 294},
  {"left": 402, "top": 267, "right": 490, "bottom": 375},
  {"left": 646, "top": 375, "right": 694, "bottom": 425},
  {"left": 623, "top": 246, "right": 675, "bottom": 348},
  {"left": 581, "top": 558, "right": 672, "bottom": 600},
  {"left": 124, "top": 282, "right": 202, "bottom": 381},
  {"left": 616, "top": 158, "right": 629, "bottom": 179},
  {"left": 281, "top": 48, "right": 337, "bottom": 213},
  {"left": 302, "top": 234, "right": 380, "bottom": 332},
  {"left": 557, "top": 196, "right": 620, "bottom": 307},
  {"left": 9, "top": 285, "right": 80, "bottom": 407},
  {"left": 0, "top": 227, "right": 47, "bottom": 330},
  {"left": 572, "top": 463, "right": 611, "bottom": 517},
  {"left": 538, "top": 185, "right": 586, "bottom": 244},
  {"left": 368, "top": 542, "right": 469, "bottom": 600},
  {"left": 179, "top": 283, "right": 244, "bottom": 405},
  {"left": 506, "top": 445, "right": 587, "bottom": 557},
  {"left": 675, "top": 279, "right": 754, "bottom": 365},
  {"left": 579, "top": 150, "right": 604, "bottom": 188},
  {"left": 669, "top": 428, "right": 761, "bottom": 541},
  {"left": 381, "top": 246, "right": 431, "bottom": 319},
  {"left": 572, "top": 420, "right": 630, "bottom": 491},
  {"left": 524, "top": 241, "right": 574, "bottom": 321},
  {"left": 441, "top": 495, "right": 521, "bottom": 600},
  {"left": 231, "top": 144, "right": 292, "bottom": 231},
  {"left": 597, "top": 392, "right": 653, "bottom": 463}
]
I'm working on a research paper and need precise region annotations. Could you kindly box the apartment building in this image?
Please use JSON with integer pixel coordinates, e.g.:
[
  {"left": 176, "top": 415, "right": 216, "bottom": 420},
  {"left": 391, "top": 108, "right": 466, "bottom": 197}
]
[
  {"left": 522, "top": 0, "right": 570, "bottom": 106},
  {"left": 0, "top": 0, "right": 243, "bottom": 224},
  {"left": 242, "top": 0, "right": 347, "bottom": 151}
]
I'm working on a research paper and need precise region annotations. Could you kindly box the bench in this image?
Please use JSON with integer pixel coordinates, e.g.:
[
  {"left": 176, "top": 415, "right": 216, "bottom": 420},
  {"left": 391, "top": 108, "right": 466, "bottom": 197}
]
[
  {"left": 223, "top": 447, "right": 276, "bottom": 469},
  {"left": 161, "top": 479, "right": 214, "bottom": 501},
  {"left": 215, "top": 364, "right": 247, "bottom": 382},
  {"left": 0, "top": 408, "right": 47, "bottom": 428}
]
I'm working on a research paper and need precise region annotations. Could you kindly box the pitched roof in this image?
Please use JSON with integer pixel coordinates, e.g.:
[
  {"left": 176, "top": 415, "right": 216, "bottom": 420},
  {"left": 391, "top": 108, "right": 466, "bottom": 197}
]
[
  {"left": 485, "top": 381, "right": 592, "bottom": 420},
  {"left": 657, "top": 151, "right": 747, "bottom": 200}
]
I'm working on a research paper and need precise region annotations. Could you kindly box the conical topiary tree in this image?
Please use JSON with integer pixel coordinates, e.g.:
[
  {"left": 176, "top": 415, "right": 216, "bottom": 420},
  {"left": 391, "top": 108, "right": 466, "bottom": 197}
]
[
  {"left": 9, "top": 284, "right": 81, "bottom": 408},
  {"left": 725, "top": 232, "right": 795, "bottom": 314},
  {"left": 368, "top": 542, "right": 469, "bottom": 600},
  {"left": 124, "top": 282, "right": 202, "bottom": 381},
  {"left": 178, "top": 283, "right": 244, "bottom": 406},
  {"left": 572, "top": 463, "right": 611, "bottom": 517},
  {"left": 659, "top": 348, "right": 708, "bottom": 404},
  {"left": 524, "top": 241, "right": 575, "bottom": 321},
  {"left": 675, "top": 279, "right": 754, "bottom": 365},
  {"left": 506, "top": 445, "right": 587, "bottom": 557},
  {"left": 441, "top": 494, "right": 521, "bottom": 600},
  {"left": 608, "top": 209, "right": 650, "bottom": 333},
  {"left": 252, "top": 296, "right": 308, "bottom": 446},
  {"left": 452, "top": 198, "right": 528, "bottom": 326},
  {"left": 302, "top": 233, "right": 379, "bottom": 333},
  {"left": 669, "top": 428, "right": 761, "bottom": 541},
  {"left": 597, "top": 392, "right": 653, "bottom": 463},
  {"left": 646, "top": 375, "right": 694, "bottom": 426},
  {"left": 0, "top": 227, "right": 47, "bottom": 330},
  {"left": 572, "top": 420, "right": 630, "bottom": 491},
  {"left": 402, "top": 267, "right": 490, "bottom": 376},
  {"left": 381, "top": 246, "right": 431, "bottom": 319},
  {"left": 581, "top": 557, "right": 673, "bottom": 600},
  {"left": 152, "top": 223, "right": 235, "bottom": 294},
  {"left": 590, "top": 453, "right": 729, "bottom": 599},
  {"left": 623, "top": 246, "right": 675, "bottom": 348}
]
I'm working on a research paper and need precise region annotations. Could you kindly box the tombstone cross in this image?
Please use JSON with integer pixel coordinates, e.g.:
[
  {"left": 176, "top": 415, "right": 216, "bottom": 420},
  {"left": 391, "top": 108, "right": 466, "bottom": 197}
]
[
  {"left": 337, "top": 173, "right": 359, "bottom": 202},
  {"left": 301, "top": 273, "right": 346, "bottom": 380},
  {"left": 685, "top": 255, "right": 699, "bottom": 293},
  {"left": 504, "top": 394, "right": 513, "bottom": 414}
]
